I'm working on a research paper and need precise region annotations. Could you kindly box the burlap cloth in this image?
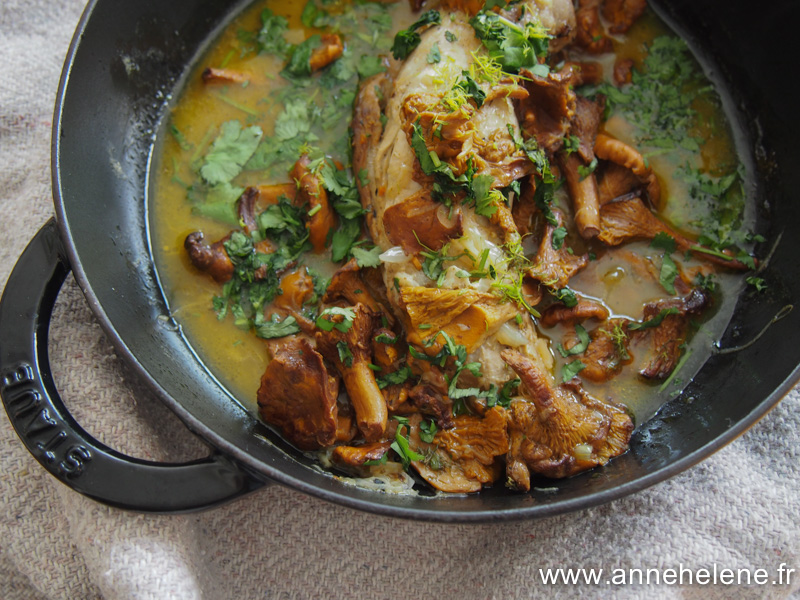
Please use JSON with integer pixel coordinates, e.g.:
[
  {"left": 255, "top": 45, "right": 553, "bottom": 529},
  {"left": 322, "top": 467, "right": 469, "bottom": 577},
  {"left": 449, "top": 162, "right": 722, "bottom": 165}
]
[{"left": 1, "top": 1, "right": 799, "bottom": 598}]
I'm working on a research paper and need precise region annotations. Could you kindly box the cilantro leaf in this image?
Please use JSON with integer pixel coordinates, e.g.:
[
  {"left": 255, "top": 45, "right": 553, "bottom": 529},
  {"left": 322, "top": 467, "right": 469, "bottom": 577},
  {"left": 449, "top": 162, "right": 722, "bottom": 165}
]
[
  {"left": 577, "top": 157, "right": 598, "bottom": 181},
  {"left": 562, "top": 360, "right": 586, "bottom": 383},
  {"left": 549, "top": 287, "right": 578, "bottom": 308},
  {"left": 392, "top": 10, "right": 441, "bottom": 60},
  {"left": 336, "top": 340, "right": 354, "bottom": 367},
  {"left": 316, "top": 306, "right": 356, "bottom": 333},
  {"left": 651, "top": 232, "right": 677, "bottom": 254},
  {"left": 357, "top": 55, "right": 386, "bottom": 79},
  {"left": 199, "top": 121, "right": 263, "bottom": 185},
  {"left": 257, "top": 9, "right": 291, "bottom": 57},
  {"left": 427, "top": 42, "right": 442, "bottom": 64},
  {"left": 351, "top": 246, "right": 382, "bottom": 268},
  {"left": 628, "top": 307, "right": 680, "bottom": 330},
  {"left": 330, "top": 217, "right": 361, "bottom": 262},
  {"left": 419, "top": 419, "right": 439, "bottom": 443},
  {"left": 659, "top": 254, "right": 678, "bottom": 295},
  {"left": 557, "top": 324, "right": 590, "bottom": 357},
  {"left": 282, "top": 35, "right": 323, "bottom": 79},
  {"left": 377, "top": 366, "right": 413, "bottom": 389},
  {"left": 552, "top": 226, "right": 568, "bottom": 250},
  {"left": 391, "top": 420, "right": 425, "bottom": 470},
  {"left": 469, "top": 11, "right": 550, "bottom": 73},
  {"left": 254, "top": 313, "right": 301, "bottom": 339},
  {"left": 273, "top": 98, "right": 312, "bottom": 141},
  {"left": 746, "top": 276, "right": 767, "bottom": 292}
]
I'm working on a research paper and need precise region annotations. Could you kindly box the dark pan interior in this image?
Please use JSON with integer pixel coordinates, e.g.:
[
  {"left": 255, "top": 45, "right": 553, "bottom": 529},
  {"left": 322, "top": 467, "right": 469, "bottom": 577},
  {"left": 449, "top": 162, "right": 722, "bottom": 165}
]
[{"left": 54, "top": 0, "right": 800, "bottom": 520}]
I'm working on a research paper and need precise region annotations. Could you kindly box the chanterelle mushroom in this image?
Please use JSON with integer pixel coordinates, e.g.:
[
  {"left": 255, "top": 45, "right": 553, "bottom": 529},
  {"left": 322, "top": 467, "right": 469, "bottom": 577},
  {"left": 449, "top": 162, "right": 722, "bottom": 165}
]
[
  {"left": 315, "top": 303, "right": 388, "bottom": 442},
  {"left": 501, "top": 349, "right": 633, "bottom": 489},
  {"left": 257, "top": 337, "right": 339, "bottom": 450},
  {"left": 408, "top": 408, "right": 510, "bottom": 493}
]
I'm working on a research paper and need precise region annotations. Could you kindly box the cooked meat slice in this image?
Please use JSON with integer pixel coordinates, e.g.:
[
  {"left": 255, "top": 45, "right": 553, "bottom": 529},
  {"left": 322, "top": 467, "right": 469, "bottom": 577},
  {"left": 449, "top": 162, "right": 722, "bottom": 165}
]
[
  {"left": 290, "top": 154, "right": 336, "bottom": 253},
  {"left": 257, "top": 337, "right": 339, "bottom": 450},
  {"left": 184, "top": 231, "right": 233, "bottom": 283},
  {"left": 383, "top": 190, "right": 463, "bottom": 254},
  {"left": 516, "top": 69, "right": 577, "bottom": 154},
  {"left": 560, "top": 152, "right": 601, "bottom": 239},
  {"left": 529, "top": 210, "right": 589, "bottom": 288},
  {"left": 401, "top": 91, "right": 532, "bottom": 189},
  {"left": 578, "top": 319, "right": 633, "bottom": 383},
  {"left": 540, "top": 298, "right": 610, "bottom": 328},
  {"left": 409, "top": 383, "right": 455, "bottom": 429},
  {"left": 637, "top": 288, "right": 711, "bottom": 380},
  {"left": 400, "top": 286, "right": 518, "bottom": 353},
  {"left": 575, "top": 0, "right": 613, "bottom": 54},
  {"left": 331, "top": 441, "right": 392, "bottom": 467},
  {"left": 309, "top": 34, "right": 344, "bottom": 72},
  {"left": 603, "top": 0, "right": 648, "bottom": 34},
  {"left": 409, "top": 409, "right": 510, "bottom": 493},
  {"left": 315, "top": 303, "right": 388, "bottom": 442},
  {"left": 569, "top": 95, "right": 606, "bottom": 164},
  {"left": 202, "top": 67, "right": 250, "bottom": 85},
  {"left": 598, "top": 197, "right": 752, "bottom": 269},
  {"left": 501, "top": 349, "right": 633, "bottom": 487},
  {"left": 594, "top": 133, "right": 660, "bottom": 209}
]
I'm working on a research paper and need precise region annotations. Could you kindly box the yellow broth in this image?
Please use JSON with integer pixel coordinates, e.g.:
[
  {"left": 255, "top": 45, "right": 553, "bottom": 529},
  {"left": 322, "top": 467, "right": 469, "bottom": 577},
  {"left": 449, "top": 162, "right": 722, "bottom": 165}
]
[{"left": 151, "top": 1, "right": 749, "bottom": 424}]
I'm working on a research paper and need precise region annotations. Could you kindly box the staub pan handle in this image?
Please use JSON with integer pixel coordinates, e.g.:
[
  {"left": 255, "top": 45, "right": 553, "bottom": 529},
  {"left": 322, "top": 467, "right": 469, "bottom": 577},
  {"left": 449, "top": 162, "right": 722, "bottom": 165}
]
[{"left": 0, "top": 219, "right": 264, "bottom": 512}]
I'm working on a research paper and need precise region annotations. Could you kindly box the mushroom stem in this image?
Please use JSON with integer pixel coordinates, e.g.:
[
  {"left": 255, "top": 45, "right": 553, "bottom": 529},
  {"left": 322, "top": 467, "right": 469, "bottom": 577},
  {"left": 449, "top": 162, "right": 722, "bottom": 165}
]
[
  {"left": 342, "top": 362, "right": 389, "bottom": 442},
  {"left": 560, "top": 152, "right": 600, "bottom": 239}
]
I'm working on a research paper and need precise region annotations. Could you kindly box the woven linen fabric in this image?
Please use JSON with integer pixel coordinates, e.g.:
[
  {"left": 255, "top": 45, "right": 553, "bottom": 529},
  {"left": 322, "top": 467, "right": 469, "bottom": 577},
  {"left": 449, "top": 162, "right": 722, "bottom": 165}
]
[{"left": 1, "top": 1, "right": 799, "bottom": 599}]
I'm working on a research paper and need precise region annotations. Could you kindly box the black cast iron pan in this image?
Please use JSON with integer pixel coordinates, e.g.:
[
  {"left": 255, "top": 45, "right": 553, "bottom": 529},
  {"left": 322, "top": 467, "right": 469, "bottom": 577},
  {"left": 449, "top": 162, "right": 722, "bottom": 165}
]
[{"left": 2, "top": 0, "right": 799, "bottom": 521}]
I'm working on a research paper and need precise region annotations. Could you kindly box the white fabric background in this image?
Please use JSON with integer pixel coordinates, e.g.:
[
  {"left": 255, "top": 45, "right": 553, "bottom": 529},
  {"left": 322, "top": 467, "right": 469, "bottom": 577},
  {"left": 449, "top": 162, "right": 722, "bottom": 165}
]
[{"left": 1, "top": 1, "right": 799, "bottom": 598}]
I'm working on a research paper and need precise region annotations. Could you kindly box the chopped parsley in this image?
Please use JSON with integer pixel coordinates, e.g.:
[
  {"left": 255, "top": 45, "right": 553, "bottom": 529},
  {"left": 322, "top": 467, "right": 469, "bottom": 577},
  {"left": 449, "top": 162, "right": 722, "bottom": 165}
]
[
  {"left": 391, "top": 416, "right": 425, "bottom": 470},
  {"left": 650, "top": 232, "right": 677, "bottom": 254},
  {"left": 254, "top": 313, "right": 301, "bottom": 340},
  {"left": 315, "top": 306, "right": 356, "bottom": 333},
  {"left": 257, "top": 9, "right": 291, "bottom": 57},
  {"left": 376, "top": 366, "right": 413, "bottom": 389},
  {"left": 419, "top": 419, "right": 439, "bottom": 443},
  {"left": 427, "top": 43, "right": 442, "bottom": 64},
  {"left": 577, "top": 157, "right": 598, "bottom": 181},
  {"left": 746, "top": 276, "right": 767, "bottom": 292},
  {"left": 469, "top": 10, "right": 550, "bottom": 74},
  {"left": 374, "top": 332, "right": 397, "bottom": 345},
  {"left": 658, "top": 254, "right": 678, "bottom": 295},
  {"left": 336, "top": 340, "right": 354, "bottom": 367},
  {"left": 552, "top": 226, "right": 568, "bottom": 250}
]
